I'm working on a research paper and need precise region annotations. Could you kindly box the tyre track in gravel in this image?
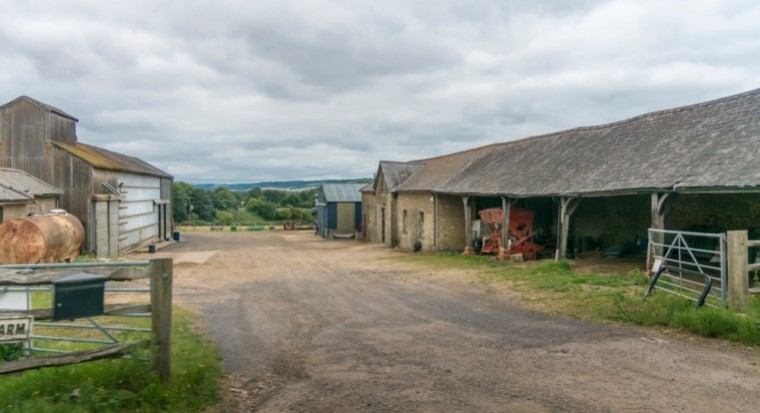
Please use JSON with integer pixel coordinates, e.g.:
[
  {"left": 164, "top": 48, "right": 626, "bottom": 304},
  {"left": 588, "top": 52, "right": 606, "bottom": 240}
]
[{"left": 150, "top": 231, "right": 760, "bottom": 413}]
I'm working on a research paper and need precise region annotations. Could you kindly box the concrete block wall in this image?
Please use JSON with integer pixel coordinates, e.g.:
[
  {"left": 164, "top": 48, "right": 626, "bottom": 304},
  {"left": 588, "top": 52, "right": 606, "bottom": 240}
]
[{"left": 396, "top": 192, "right": 435, "bottom": 252}]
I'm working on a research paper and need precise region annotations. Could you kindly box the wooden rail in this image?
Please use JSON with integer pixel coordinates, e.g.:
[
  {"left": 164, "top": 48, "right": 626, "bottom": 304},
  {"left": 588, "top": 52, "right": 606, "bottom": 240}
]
[
  {"left": 0, "top": 259, "right": 172, "bottom": 381},
  {"left": 0, "top": 266, "right": 149, "bottom": 286},
  {"left": 0, "top": 341, "right": 149, "bottom": 375}
]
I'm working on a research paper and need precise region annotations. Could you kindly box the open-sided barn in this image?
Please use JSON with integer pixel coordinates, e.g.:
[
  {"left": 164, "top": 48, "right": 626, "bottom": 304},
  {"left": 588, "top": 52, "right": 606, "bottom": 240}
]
[
  {"left": 364, "top": 87, "right": 760, "bottom": 261},
  {"left": 0, "top": 96, "right": 172, "bottom": 258}
]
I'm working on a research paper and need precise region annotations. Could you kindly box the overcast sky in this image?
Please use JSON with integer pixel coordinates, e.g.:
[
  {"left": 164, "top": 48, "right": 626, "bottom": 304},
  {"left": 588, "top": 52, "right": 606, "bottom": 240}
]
[{"left": 1, "top": 0, "right": 759, "bottom": 183}]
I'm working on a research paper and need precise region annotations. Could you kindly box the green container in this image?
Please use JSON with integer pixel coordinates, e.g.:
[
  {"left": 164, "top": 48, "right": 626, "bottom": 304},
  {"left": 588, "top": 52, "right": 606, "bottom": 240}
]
[
  {"left": 230, "top": 226, "right": 237, "bottom": 232},
  {"left": 52, "top": 274, "right": 106, "bottom": 321}
]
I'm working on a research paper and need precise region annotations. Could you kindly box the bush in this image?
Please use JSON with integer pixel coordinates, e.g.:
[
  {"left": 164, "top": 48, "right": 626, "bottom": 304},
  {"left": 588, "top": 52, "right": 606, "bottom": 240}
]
[
  {"left": 245, "top": 199, "right": 278, "bottom": 221},
  {"left": 0, "top": 343, "right": 22, "bottom": 362}
]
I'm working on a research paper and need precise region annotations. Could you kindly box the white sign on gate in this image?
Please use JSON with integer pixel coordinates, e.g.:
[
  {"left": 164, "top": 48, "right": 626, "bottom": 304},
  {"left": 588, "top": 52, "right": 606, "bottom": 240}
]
[
  {"left": 0, "top": 290, "right": 29, "bottom": 311},
  {"left": 0, "top": 314, "right": 33, "bottom": 343}
]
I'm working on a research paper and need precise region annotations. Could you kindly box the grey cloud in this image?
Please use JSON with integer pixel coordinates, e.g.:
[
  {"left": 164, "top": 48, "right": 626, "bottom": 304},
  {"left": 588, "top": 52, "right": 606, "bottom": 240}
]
[{"left": 1, "top": 0, "right": 760, "bottom": 183}]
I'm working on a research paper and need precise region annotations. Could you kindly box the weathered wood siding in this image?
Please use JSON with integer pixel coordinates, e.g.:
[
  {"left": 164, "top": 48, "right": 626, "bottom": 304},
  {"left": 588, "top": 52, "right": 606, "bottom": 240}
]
[
  {"left": 0, "top": 100, "right": 75, "bottom": 182},
  {"left": 160, "top": 177, "right": 173, "bottom": 235}
]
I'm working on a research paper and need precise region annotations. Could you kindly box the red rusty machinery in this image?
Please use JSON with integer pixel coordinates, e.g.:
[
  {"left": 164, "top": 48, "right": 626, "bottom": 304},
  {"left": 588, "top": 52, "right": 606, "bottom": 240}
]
[
  {"left": 0, "top": 212, "right": 84, "bottom": 264},
  {"left": 477, "top": 207, "right": 543, "bottom": 260}
]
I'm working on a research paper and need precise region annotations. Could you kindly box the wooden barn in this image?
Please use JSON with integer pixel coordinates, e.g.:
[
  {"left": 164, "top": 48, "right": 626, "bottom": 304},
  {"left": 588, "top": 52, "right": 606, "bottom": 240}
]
[
  {"left": 364, "top": 87, "right": 760, "bottom": 261},
  {"left": 0, "top": 168, "right": 62, "bottom": 221},
  {"left": 0, "top": 96, "right": 172, "bottom": 258},
  {"left": 317, "top": 183, "right": 364, "bottom": 238}
]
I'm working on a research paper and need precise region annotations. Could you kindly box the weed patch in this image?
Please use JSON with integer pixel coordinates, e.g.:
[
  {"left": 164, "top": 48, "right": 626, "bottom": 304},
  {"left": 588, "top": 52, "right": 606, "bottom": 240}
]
[{"left": 0, "top": 309, "right": 221, "bottom": 412}]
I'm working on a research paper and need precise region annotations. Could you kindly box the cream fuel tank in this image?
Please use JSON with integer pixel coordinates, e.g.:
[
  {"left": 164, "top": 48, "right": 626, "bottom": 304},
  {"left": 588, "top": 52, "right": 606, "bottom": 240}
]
[{"left": 0, "top": 210, "right": 84, "bottom": 264}]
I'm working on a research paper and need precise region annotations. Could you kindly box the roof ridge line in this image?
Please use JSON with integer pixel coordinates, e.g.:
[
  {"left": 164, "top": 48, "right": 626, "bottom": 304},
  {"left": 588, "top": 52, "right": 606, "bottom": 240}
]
[{"left": 492, "top": 87, "right": 760, "bottom": 148}]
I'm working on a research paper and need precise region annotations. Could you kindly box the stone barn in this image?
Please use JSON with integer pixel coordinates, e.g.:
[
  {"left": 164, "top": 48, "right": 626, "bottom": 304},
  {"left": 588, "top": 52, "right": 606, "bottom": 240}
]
[
  {"left": 365, "top": 87, "right": 760, "bottom": 259},
  {"left": 361, "top": 161, "right": 422, "bottom": 247},
  {"left": 317, "top": 183, "right": 364, "bottom": 238}
]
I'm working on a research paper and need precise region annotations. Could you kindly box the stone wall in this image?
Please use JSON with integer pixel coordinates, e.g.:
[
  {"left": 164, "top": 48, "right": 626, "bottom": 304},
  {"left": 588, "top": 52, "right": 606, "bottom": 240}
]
[
  {"left": 367, "top": 192, "right": 393, "bottom": 247},
  {"left": 437, "top": 194, "right": 466, "bottom": 251},
  {"left": 396, "top": 192, "right": 435, "bottom": 252},
  {"left": 361, "top": 192, "right": 377, "bottom": 242}
]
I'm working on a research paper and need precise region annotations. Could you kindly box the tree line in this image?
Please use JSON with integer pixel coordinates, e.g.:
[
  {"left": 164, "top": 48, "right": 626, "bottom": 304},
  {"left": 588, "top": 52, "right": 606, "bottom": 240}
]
[{"left": 172, "top": 182, "right": 316, "bottom": 224}]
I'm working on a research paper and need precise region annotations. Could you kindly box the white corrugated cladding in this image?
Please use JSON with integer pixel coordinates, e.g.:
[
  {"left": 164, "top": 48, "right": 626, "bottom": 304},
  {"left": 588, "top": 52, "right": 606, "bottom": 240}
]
[{"left": 118, "top": 172, "right": 160, "bottom": 253}]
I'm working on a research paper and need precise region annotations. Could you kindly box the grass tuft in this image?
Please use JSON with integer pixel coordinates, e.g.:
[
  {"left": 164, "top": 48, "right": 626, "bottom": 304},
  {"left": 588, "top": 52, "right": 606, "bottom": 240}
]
[
  {"left": 398, "top": 253, "right": 760, "bottom": 346},
  {"left": 0, "top": 309, "right": 221, "bottom": 412}
]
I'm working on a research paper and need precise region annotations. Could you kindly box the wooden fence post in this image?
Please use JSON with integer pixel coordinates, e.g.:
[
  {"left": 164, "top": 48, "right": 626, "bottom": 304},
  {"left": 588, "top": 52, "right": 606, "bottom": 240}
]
[
  {"left": 727, "top": 230, "right": 749, "bottom": 311},
  {"left": 150, "top": 258, "right": 172, "bottom": 382}
]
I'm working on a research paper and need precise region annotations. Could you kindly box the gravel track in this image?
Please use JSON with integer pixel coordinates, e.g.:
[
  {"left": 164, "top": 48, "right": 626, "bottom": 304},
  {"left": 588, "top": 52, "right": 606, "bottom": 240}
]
[{"left": 149, "top": 231, "right": 760, "bottom": 412}]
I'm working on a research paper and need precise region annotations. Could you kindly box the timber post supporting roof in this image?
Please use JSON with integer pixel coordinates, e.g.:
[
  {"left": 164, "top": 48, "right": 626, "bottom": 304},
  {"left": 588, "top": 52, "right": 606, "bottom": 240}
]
[{"left": 389, "top": 87, "right": 760, "bottom": 198}]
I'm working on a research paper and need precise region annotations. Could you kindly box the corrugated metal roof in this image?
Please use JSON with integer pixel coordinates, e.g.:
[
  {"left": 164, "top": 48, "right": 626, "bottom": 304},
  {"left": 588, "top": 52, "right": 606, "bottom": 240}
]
[
  {"left": 53, "top": 142, "right": 172, "bottom": 178},
  {"left": 394, "top": 87, "right": 760, "bottom": 197},
  {"left": 321, "top": 183, "right": 365, "bottom": 202},
  {"left": 0, "top": 168, "right": 62, "bottom": 203},
  {"left": 0, "top": 96, "right": 78, "bottom": 121}
]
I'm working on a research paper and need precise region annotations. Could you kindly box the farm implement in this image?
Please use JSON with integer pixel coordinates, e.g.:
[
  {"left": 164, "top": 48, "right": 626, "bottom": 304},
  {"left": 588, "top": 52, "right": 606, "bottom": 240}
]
[{"left": 478, "top": 207, "right": 544, "bottom": 260}]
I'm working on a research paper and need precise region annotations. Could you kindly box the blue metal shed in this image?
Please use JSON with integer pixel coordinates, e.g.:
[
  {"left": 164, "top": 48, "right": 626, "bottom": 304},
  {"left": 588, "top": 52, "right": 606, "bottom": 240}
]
[{"left": 316, "top": 183, "right": 364, "bottom": 238}]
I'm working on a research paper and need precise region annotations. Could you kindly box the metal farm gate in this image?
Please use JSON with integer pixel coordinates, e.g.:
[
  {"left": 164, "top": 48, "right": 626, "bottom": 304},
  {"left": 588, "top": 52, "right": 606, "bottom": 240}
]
[{"left": 645, "top": 229, "right": 727, "bottom": 308}]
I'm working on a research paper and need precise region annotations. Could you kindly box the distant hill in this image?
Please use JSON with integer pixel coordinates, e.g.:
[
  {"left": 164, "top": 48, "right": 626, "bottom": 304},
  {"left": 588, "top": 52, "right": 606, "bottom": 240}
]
[{"left": 194, "top": 178, "right": 372, "bottom": 192}]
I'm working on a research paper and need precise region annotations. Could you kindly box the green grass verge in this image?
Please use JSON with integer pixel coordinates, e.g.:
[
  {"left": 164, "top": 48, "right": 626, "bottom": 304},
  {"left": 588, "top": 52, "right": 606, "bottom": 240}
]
[
  {"left": 399, "top": 253, "right": 760, "bottom": 345},
  {"left": 0, "top": 308, "right": 222, "bottom": 412}
]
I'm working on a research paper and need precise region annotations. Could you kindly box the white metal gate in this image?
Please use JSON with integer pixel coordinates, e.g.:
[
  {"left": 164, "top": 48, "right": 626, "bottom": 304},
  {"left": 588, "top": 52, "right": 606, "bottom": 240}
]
[{"left": 645, "top": 229, "right": 727, "bottom": 308}]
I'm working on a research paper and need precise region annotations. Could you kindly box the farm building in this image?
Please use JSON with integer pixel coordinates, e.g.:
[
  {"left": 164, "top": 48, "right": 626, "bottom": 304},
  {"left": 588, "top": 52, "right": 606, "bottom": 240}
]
[
  {"left": 0, "top": 168, "right": 62, "bottom": 221},
  {"left": 360, "top": 161, "right": 423, "bottom": 246},
  {"left": 317, "top": 183, "right": 364, "bottom": 238},
  {"left": 0, "top": 96, "right": 173, "bottom": 258},
  {"left": 364, "top": 87, "right": 760, "bottom": 260}
]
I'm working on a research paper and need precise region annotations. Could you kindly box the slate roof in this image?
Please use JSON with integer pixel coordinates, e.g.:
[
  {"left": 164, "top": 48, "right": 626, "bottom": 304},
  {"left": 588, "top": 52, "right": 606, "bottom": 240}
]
[
  {"left": 0, "top": 168, "right": 62, "bottom": 204},
  {"left": 374, "top": 161, "right": 424, "bottom": 192},
  {"left": 53, "top": 142, "right": 172, "bottom": 179},
  {"left": 359, "top": 183, "right": 374, "bottom": 194},
  {"left": 394, "top": 87, "right": 760, "bottom": 197},
  {"left": 321, "top": 183, "right": 365, "bottom": 202}
]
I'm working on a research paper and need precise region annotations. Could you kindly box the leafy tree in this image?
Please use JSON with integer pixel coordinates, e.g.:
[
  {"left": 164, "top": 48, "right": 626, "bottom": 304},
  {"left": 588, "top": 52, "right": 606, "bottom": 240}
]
[
  {"left": 261, "top": 189, "right": 285, "bottom": 205},
  {"left": 276, "top": 208, "right": 292, "bottom": 220},
  {"left": 246, "top": 198, "right": 278, "bottom": 220},
  {"left": 213, "top": 187, "right": 239, "bottom": 211},
  {"left": 246, "top": 187, "right": 263, "bottom": 201},
  {"left": 190, "top": 188, "right": 215, "bottom": 222},
  {"left": 215, "top": 210, "right": 235, "bottom": 225},
  {"left": 173, "top": 182, "right": 196, "bottom": 223},
  {"left": 281, "top": 193, "right": 301, "bottom": 207}
]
